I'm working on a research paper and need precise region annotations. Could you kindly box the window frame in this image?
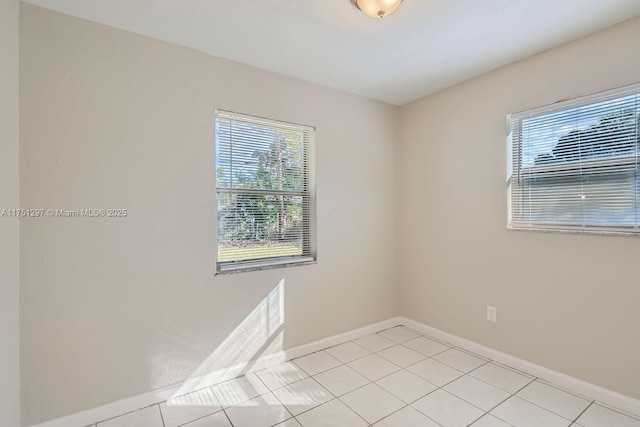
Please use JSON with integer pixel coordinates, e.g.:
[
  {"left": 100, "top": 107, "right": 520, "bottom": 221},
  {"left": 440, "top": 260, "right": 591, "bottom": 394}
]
[
  {"left": 215, "top": 110, "right": 317, "bottom": 274},
  {"left": 507, "top": 83, "right": 640, "bottom": 236}
]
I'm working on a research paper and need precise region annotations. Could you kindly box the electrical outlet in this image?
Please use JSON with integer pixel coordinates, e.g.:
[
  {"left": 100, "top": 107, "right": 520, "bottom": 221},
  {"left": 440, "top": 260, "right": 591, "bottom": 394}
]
[{"left": 486, "top": 306, "right": 497, "bottom": 323}]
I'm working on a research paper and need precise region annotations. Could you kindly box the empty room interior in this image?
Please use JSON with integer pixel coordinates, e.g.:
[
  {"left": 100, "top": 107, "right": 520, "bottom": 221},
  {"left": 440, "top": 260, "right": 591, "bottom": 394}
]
[{"left": 3, "top": 0, "right": 640, "bottom": 426}]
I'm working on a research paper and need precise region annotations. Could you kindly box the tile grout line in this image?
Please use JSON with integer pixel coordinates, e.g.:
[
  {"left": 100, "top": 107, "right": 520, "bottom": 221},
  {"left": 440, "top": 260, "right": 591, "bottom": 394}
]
[
  {"left": 511, "top": 383, "right": 594, "bottom": 424},
  {"left": 270, "top": 376, "right": 334, "bottom": 419},
  {"left": 594, "top": 400, "right": 640, "bottom": 422},
  {"left": 292, "top": 394, "right": 380, "bottom": 427},
  {"left": 325, "top": 346, "right": 373, "bottom": 364},
  {"left": 157, "top": 403, "right": 166, "bottom": 427},
  {"left": 472, "top": 379, "right": 537, "bottom": 427},
  {"left": 95, "top": 402, "right": 163, "bottom": 426},
  {"left": 571, "top": 400, "right": 595, "bottom": 426},
  {"left": 487, "top": 358, "right": 537, "bottom": 379},
  {"left": 464, "top": 359, "right": 535, "bottom": 395},
  {"left": 221, "top": 408, "right": 234, "bottom": 427},
  {"left": 374, "top": 402, "right": 446, "bottom": 427},
  {"left": 334, "top": 395, "right": 375, "bottom": 427},
  {"left": 534, "top": 377, "right": 596, "bottom": 402}
]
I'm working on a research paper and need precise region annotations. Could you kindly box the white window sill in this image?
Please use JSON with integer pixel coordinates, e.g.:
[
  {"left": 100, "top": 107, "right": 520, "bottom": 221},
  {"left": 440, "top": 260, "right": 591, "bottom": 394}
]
[{"left": 216, "top": 256, "right": 316, "bottom": 275}]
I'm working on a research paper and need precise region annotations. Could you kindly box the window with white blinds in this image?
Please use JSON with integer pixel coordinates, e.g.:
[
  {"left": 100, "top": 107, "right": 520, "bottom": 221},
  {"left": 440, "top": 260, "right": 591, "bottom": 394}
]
[
  {"left": 215, "top": 111, "right": 316, "bottom": 273},
  {"left": 507, "top": 83, "right": 640, "bottom": 235}
]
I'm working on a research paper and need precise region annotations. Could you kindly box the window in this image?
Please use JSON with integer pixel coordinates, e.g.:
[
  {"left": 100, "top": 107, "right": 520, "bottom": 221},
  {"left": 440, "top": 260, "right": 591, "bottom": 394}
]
[
  {"left": 215, "top": 110, "right": 316, "bottom": 273},
  {"left": 507, "top": 84, "right": 640, "bottom": 235}
]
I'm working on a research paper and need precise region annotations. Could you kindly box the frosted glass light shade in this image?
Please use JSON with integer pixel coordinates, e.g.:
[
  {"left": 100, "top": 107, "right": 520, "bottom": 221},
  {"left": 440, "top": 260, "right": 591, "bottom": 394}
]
[{"left": 354, "top": 0, "right": 403, "bottom": 18}]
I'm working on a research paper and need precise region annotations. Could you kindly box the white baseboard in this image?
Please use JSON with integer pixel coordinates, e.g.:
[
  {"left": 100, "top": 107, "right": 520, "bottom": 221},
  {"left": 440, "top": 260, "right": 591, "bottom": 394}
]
[
  {"left": 33, "top": 315, "right": 640, "bottom": 426},
  {"left": 31, "top": 382, "right": 182, "bottom": 427},
  {"left": 399, "top": 316, "right": 640, "bottom": 418},
  {"left": 32, "top": 316, "right": 404, "bottom": 427},
  {"left": 261, "top": 316, "right": 404, "bottom": 369}
]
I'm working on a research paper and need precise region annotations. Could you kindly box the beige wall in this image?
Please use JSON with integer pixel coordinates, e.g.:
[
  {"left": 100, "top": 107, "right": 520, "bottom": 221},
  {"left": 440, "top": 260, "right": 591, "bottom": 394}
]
[
  {"left": 19, "top": 5, "right": 399, "bottom": 425},
  {"left": 399, "top": 16, "right": 640, "bottom": 400},
  {"left": 0, "top": 0, "right": 21, "bottom": 426}
]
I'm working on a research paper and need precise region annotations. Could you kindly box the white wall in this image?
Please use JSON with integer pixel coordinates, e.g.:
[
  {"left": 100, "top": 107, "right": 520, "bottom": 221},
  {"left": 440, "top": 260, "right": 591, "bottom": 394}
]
[
  {"left": 19, "top": 5, "right": 399, "bottom": 425},
  {"left": 399, "top": 16, "right": 640, "bottom": 400},
  {"left": 0, "top": 0, "right": 21, "bottom": 426}
]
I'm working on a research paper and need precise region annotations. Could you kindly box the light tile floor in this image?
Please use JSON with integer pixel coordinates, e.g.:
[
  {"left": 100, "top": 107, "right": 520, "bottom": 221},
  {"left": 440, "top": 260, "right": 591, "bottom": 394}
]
[{"left": 92, "top": 326, "right": 640, "bottom": 427}]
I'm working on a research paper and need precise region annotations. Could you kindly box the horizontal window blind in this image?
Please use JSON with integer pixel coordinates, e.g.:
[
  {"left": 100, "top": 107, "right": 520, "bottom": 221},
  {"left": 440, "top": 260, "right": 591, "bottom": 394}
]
[
  {"left": 507, "top": 83, "right": 640, "bottom": 234},
  {"left": 215, "top": 110, "right": 316, "bottom": 272}
]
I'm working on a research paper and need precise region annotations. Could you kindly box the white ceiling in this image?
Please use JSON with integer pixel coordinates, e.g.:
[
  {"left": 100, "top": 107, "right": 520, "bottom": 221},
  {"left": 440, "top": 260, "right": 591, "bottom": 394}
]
[{"left": 23, "top": 0, "right": 640, "bottom": 105}]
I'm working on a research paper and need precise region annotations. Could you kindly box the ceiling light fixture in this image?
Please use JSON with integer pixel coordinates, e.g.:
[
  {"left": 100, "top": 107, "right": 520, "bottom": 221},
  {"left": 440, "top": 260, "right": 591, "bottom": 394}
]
[{"left": 351, "top": 0, "right": 403, "bottom": 18}]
